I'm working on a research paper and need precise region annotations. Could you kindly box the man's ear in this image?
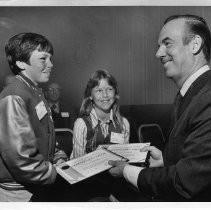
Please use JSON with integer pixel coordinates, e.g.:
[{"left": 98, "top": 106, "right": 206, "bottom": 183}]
[
  {"left": 191, "top": 35, "right": 203, "bottom": 55},
  {"left": 16, "top": 61, "right": 27, "bottom": 70}
]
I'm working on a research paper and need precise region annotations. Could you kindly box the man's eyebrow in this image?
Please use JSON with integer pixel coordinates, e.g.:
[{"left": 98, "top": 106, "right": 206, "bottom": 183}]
[
  {"left": 162, "top": 37, "right": 172, "bottom": 43},
  {"left": 158, "top": 37, "right": 172, "bottom": 47}
]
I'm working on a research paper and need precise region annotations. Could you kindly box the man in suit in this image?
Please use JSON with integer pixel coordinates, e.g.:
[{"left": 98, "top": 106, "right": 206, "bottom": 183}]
[
  {"left": 45, "top": 82, "right": 76, "bottom": 129},
  {"left": 108, "top": 14, "right": 211, "bottom": 201}
]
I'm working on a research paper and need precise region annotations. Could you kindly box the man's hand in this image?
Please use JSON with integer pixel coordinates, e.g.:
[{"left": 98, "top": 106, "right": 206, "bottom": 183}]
[
  {"left": 141, "top": 146, "right": 164, "bottom": 167},
  {"left": 108, "top": 160, "right": 128, "bottom": 178}
]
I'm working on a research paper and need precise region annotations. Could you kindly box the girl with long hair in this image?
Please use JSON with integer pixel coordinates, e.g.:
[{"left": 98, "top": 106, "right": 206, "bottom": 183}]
[{"left": 71, "top": 69, "right": 130, "bottom": 158}]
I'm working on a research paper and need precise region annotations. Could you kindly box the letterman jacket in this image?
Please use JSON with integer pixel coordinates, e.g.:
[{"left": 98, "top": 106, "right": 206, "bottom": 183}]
[{"left": 0, "top": 74, "right": 66, "bottom": 190}]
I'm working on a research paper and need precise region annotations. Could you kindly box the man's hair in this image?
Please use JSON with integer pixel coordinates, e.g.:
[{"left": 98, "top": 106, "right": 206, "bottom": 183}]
[
  {"left": 47, "top": 82, "right": 61, "bottom": 91},
  {"left": 5, "top": 32, "right": 54, "bottom": 75},
  {"left": 164, "top": 14, "right": 211, "bottom": 62}
]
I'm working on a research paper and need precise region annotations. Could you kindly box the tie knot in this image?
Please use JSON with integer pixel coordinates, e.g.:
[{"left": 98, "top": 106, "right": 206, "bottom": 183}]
[
  {"left": 52, "top": 104, "right": 57, "bottom": 109},
  {"left": 51, "top": 104, "right": 60, "bottom": 114},
  {"left": 106, "top": 120, "right": 112, "bottom": 125}
]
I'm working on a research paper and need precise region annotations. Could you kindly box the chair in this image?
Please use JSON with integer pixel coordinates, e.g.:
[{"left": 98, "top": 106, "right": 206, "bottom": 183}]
[
  {"left": 138, "top": 124, "right": 165, "bottom": 151},
  {"left": 127, "top": 117, "right": 139, "bottom": 143},
  {"left": 55, "top": 128, "right": 73, "bottom": 157}
]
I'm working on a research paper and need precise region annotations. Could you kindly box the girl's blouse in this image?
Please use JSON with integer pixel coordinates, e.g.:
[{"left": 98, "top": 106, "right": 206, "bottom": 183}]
[{"left": 71, "top": 108, "right": 130, "bottom": 159}]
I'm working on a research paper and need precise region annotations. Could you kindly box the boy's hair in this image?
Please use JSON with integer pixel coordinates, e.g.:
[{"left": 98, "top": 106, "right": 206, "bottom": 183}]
[{"left": 5, "top": 32, "right": 54, "bottom": 75}]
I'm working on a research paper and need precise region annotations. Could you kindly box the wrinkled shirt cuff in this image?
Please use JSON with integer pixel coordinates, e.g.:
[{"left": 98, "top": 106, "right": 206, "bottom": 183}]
[{"left": 123, "top": 164, "right": 143, "bottom": 189}]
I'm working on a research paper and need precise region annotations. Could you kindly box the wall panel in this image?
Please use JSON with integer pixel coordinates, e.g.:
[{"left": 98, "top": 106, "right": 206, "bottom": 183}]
[{"left": 0, "top": 6, "right": 210, "bottom": 109}]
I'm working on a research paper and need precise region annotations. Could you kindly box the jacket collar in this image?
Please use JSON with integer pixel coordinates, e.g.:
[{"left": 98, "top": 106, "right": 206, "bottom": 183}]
[
  {"left": 16, "top": 73, "right": 42, "bottom": 93},
  {"left": 180, "top": 65, "right": 210, "bottom": 97},
  {"left": 177, "top": 70, "right": 211, "bottom": 119}
]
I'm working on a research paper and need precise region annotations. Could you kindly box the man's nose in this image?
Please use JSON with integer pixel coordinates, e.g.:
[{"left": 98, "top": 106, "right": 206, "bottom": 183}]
[{"left": 156, "top": 45, "right": 165, "bottom": 58}]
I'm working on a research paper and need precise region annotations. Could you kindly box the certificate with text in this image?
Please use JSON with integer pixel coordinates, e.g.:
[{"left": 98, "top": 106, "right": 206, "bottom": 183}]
[
  {"left": 56, "top": 148, "right": 127, "bottom": 184},
  {"left": 106, "top": 142, "right": 150, "bottom": 163}
]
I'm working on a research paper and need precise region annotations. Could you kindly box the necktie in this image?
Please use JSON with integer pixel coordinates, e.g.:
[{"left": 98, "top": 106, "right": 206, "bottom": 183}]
[
  {"left": 51, "top": 104, "right": 59, "bottom": 114},
  {"left": 167, "top": 92, "right": 183, "bottom": 137},
  {"left": 92, "top": 120, "right": 103, "bottom": 150},
  {"left": 174, "top": 91, "right": 183, "bottom": 122},
  {"left": 52, "top": 104, "right": 56, "bottom": 109}
]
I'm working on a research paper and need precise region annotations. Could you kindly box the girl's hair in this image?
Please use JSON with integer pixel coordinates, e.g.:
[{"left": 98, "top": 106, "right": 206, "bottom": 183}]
[{"left": 79, "top": 69, "right": 124, "bottom": 130}]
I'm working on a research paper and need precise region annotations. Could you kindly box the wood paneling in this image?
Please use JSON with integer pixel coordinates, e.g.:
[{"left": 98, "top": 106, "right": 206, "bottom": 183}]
[{"left": 0, "top": 6, "right": 210, "bottom": 108}]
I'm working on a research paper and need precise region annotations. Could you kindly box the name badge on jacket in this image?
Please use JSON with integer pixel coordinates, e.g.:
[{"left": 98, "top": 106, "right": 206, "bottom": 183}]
[
  {"left": 110, "top": 132, "right": 125, "bottom": 144},
  {"left": 61, "top": 112, "right": 69, "bottom": 117},
  {"left": 35, "top": 101, "right": 47, "bottom": 120}
]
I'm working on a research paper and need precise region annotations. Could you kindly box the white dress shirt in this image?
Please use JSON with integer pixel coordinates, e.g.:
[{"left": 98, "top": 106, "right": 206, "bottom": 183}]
[{"left": 180, "top": 65, "right": 210, "bottom": 96}]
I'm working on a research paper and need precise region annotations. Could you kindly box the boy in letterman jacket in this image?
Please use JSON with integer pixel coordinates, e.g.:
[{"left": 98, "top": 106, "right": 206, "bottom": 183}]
[{"left": 0, "top": 33, "right": 67, "bottom": 201}]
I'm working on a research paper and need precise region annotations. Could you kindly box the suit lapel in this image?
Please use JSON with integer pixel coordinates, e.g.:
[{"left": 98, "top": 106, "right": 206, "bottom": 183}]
[{"left": 177, "top": 70, "right": 211, "bottom": 119}]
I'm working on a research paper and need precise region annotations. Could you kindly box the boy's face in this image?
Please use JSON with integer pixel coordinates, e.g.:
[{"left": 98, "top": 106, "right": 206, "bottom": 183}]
[{"left": 23, "top": 50, "right": 53, "bottom": 84}]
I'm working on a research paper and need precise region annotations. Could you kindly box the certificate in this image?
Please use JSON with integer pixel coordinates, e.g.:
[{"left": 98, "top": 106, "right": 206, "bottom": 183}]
[
  {"left": 56, "top": 148, "right": 128, "bottom": 184},
  {"left": 106, "top": 142, "right": 150, "bottom": 163}
]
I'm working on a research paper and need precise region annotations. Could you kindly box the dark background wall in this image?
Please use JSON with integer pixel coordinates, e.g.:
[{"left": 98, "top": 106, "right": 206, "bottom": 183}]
[{"left": 0, "top": 6, "right": 210, "bottom": 109}]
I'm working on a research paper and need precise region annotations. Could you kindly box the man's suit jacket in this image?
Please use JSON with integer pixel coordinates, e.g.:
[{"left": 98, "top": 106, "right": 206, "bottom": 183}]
[{"left": 137, "top": 70, "right": 211, "bottom": 201}]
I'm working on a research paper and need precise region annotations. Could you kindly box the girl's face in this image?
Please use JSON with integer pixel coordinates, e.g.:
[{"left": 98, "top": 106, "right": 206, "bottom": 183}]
[{"left": 91, "top": 78, "right": 115, "bottom": 113}]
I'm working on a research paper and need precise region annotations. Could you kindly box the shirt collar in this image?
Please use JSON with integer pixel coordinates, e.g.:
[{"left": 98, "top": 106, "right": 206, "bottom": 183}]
[
  {"left": 90, "top": 108, "right": 114, "bottom": 127},
  {"left": 49, "top": 101, "right": 59, "bottom": 108},
  {"left": 180, "top": 65, "right": 210, "bottom": 96}
]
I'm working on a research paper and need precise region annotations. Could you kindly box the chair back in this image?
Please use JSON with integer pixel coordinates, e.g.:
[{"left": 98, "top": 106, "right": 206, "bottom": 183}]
[
  {"left": 126, "top": 117, "right": 139, "bottom": 143},
  {"left": 55, "top": 128, "right": 73, "bottom": 157},
  {"left": 138, "top": 123, "right": 165, "bottom": 151}
]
